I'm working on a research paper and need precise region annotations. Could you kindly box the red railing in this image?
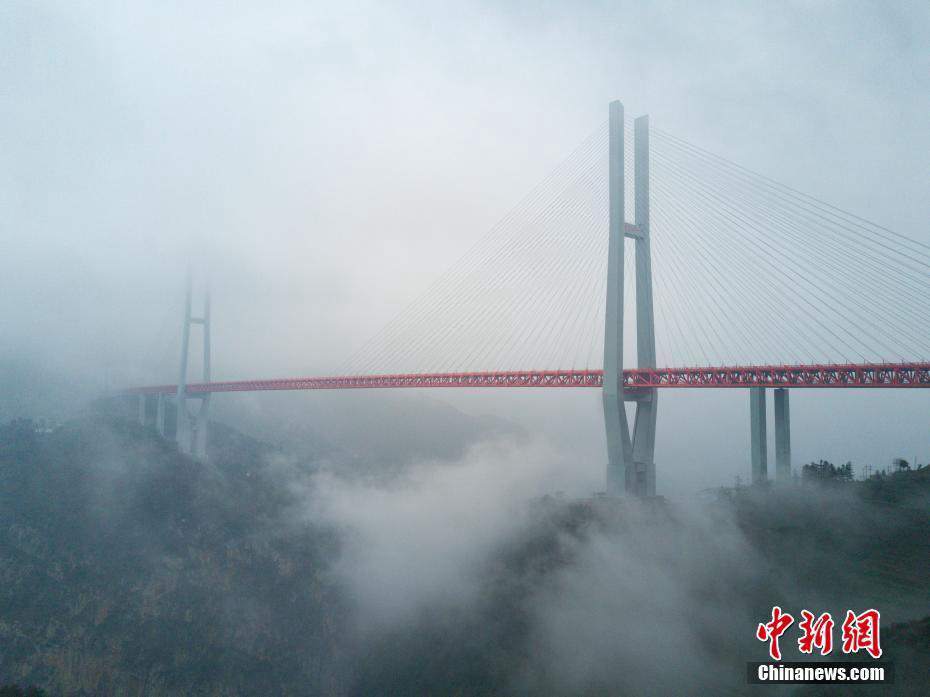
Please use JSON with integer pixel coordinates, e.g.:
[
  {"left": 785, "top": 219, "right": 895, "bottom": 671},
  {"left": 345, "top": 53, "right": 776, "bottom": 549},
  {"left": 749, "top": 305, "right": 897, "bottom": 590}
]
[{"left": 124, "top": 362, "right": 930, "bottom": 395}]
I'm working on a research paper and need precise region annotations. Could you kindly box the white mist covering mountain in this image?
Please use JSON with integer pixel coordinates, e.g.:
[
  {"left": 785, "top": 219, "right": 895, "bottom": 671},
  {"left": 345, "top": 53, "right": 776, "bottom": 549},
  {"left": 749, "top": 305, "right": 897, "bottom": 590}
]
[
  {"left": 295, "top": 431, "right": 927, "bottom": 692},
  {"left": 306, "top": 436, "right": 597, "bottom": 626}
]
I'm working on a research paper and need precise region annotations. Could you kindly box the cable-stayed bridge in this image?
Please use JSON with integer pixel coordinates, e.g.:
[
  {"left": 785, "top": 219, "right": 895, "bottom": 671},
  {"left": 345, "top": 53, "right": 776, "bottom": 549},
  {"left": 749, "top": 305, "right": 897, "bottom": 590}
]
[{"left": 126, "top": 100, "right": 930, "bottom": 496}]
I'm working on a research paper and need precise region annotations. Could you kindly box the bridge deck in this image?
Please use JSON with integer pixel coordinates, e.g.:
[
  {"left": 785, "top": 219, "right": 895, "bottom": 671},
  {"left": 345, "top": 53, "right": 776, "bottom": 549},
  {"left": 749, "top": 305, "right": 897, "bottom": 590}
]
[{"left": 125, "top": 362, "right": 930, "bottom": 394}]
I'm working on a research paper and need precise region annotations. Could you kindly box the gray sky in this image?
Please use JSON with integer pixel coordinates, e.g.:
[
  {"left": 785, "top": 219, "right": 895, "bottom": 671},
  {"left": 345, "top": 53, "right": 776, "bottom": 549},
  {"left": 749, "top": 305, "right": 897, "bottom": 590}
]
[{"left": 3, "top": 0, "right": 928, "bottom": 495}]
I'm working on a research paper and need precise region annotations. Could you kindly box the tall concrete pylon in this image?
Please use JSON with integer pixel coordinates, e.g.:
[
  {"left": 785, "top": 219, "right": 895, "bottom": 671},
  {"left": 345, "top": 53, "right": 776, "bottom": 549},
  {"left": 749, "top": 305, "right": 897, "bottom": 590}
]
[
  {"left": 774, "top": 388, "right": 791, "bottom": 481},
  {"left": 749, "top": 387, "right": 767, "bottom": 484},
  {"left": 602, "top": 100, "right": 658, "bottom": 496},
  {"left": 176, "top": 274, "right": 211, "bottom": 460},
  {"left": 602, "top": 100, "right": 631, "bottom": 495},
  {"left": 155, "top": 393, "right": 166, "bottom": 436},
  {"left": 748, "top": 388, "right": 793, "bottom": 485}
]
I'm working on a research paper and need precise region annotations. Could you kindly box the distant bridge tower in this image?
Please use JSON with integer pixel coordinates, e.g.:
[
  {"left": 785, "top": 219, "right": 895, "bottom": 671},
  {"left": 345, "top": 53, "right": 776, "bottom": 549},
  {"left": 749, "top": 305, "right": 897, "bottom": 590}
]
[
  {"left": 175, "top": 274, "right": 212, "bottom": 460},
  {"left": 602, "top": 100, "right": 658, "bottom": 496}
]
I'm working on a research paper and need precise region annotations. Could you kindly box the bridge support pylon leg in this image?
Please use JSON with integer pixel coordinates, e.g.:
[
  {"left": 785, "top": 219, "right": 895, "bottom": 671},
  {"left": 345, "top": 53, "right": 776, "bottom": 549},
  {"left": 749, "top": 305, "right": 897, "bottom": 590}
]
[
  {"left": 602, "top": 100, "right": 631, "bottom": 495},
  {"left": 774, "top": 388, "right": 791, "bottom": 481},
  {"left": 749, "top": 387, "right": 768, "bottom": 484},
  {"left": 630, "top": 114, "right": 657, "bottom": 497},
  {"left": 193, "top": 288, "right": 211, "bottom": 461},
  {"left": 175, "top": 274, "right": 211, "bottom": 461},
  {"left": 602, "top": 100, "right": 658, "bottom": 497}
]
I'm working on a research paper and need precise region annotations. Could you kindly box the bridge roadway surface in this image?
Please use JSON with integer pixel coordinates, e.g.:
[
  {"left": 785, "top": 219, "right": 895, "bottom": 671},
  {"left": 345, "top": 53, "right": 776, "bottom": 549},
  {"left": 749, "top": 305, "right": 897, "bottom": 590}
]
[{"left": 125, "top": 362, "right": 930, "bottom": 395}]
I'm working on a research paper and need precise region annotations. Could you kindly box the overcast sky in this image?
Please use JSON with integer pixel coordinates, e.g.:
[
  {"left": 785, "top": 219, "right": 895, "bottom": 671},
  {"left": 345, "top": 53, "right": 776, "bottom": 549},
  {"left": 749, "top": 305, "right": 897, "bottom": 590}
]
[{"left": 3, "top": 0, "right": 928, "bottom": 495}]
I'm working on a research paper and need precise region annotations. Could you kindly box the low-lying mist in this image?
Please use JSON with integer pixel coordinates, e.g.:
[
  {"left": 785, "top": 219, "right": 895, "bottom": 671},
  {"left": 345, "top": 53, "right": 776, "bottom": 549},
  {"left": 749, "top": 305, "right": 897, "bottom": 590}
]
[
  {"left": 2, "top": 407, "right": 927, "bottom": 695},
  {"left": 319, "top": 467, "right": 759, "bottom": 694},
  {"left": 309, "top": 437, "right": 580, "bottom": 628},
  {"left": 301, "top": 426, "right": 927, "bottom": 695}
]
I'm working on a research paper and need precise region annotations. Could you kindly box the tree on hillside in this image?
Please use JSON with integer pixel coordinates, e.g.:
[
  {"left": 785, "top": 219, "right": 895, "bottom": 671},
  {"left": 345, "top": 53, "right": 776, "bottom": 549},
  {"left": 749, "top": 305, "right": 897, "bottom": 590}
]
[{"left": 801, "top": 459, "right": 853, "bottom": 483}]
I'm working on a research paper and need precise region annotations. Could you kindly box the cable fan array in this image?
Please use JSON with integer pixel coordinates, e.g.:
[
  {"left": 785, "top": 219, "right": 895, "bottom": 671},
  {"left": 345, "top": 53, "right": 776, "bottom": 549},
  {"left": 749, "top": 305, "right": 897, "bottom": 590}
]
[
  {"left": 337, "top": 120, "right": 930, "bottom": 376},
  {"left": 649, "top": 129, "right": 930, "bottom": 366},
  {"left": 341, "top": 123, "right": 617, "bottom": 375}
]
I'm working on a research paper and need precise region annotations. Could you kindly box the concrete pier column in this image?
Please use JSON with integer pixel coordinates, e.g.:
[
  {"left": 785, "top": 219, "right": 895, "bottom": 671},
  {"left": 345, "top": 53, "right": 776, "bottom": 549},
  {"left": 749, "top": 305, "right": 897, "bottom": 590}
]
[
  {"left": 138, "top": 394, "right": 146, "bottom": 426},
  {"left": 156, "top": 393, "right": 167, "bottom": 436},
  {"left": 750, "top": 387, "right": 767, "bottom": 484},
  {"left": 774, "top": 388, "right": 791, "bottom": 481},
  {"left": 193, "top": 399, "right": 209, "bottom": 461}
]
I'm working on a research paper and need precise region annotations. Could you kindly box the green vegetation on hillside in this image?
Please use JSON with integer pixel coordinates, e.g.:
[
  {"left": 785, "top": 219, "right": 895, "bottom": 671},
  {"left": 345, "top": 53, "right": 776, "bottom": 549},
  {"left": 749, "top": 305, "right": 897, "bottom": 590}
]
[
  {"left": 0, "top": 416, "right": 345, "bottom": 696},
  {"left": 1, "top": 414, "right": 927, "bottom": 695}
]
